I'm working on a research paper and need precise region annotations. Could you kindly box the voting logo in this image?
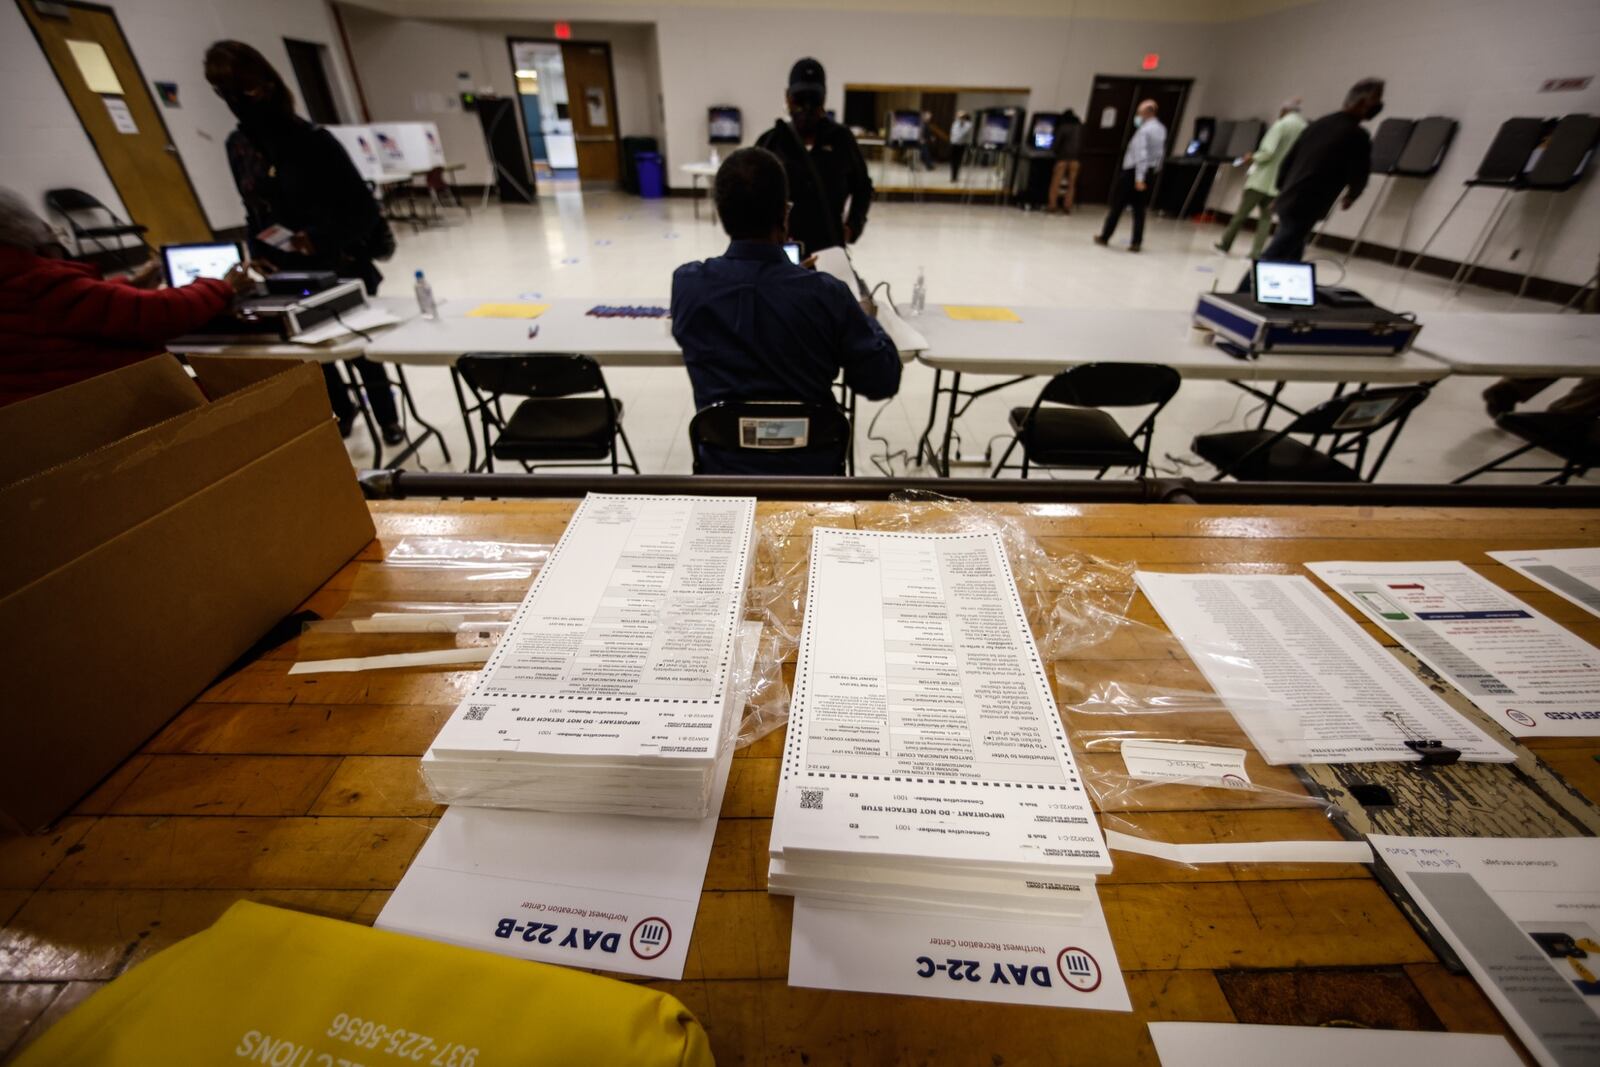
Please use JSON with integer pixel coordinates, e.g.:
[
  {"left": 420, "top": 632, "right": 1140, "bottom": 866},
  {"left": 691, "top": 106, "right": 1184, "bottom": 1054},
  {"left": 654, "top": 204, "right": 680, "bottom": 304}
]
[
  {"left": 1506, "top": 709, "right": 1537, "bottom": 728},
  {"left": 630, "top": 917, "right": 671, "bottom": 960},
  {"left": 1056, "top": 946, "right": 1102, "bottom": 992}
]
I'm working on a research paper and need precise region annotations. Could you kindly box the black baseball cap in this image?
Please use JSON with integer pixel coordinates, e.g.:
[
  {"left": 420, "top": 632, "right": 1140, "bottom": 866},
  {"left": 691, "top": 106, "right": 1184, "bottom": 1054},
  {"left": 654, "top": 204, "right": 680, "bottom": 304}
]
[{"left": 788, "top": 57, "right": 825, "bottom": 96}]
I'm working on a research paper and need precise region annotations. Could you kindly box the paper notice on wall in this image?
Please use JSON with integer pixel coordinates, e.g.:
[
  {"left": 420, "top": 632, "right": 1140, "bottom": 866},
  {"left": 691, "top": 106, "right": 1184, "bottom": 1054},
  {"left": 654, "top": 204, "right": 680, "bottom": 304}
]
[
  {"left": 1134, "top": 572, "right": 1515, "bottom": 765},
  {"left": 1100, "top": 106, "right": 1117, "bottom": 129},
  {"left": 1309, "top": 560, "right": 1600, "bottom": 737},
  {"left": 1371, "top": 835, "right": 1600, "bottom": 1067},
  {"left": 103, "top": 96, "right": 138, "bottom": 135}
]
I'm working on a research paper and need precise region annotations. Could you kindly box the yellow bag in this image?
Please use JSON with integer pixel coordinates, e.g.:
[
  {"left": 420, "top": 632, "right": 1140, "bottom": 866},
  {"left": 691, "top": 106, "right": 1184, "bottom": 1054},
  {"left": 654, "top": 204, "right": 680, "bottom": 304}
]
[{"left": 17, "top": 901, "right": 713, "bottom": 1067}]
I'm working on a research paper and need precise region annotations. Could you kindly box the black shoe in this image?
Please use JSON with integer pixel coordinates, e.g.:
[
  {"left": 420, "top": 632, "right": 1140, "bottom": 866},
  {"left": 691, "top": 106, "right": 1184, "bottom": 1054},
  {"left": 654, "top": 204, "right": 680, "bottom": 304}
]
[
  {"left": 1093, "top": 235, "right": 1108, "bottom": 246},
  {"left": 381, "top": 423, "right": 406, "bottom": 446},
  {"left": 1128, "top": 244, "right": 1142, "bottom": 253},
  {"left": 336, "top": 412, "right": 355, "bottom": 439},
  {"left": 1482, "top": 382, "right": 1520, "bottom": 418}
]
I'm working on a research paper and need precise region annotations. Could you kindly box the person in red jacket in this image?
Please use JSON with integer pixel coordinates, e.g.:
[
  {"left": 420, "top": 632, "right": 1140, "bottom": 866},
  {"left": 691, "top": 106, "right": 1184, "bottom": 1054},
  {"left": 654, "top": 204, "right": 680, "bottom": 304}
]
[{"left": 0, "top": 189, "right": 253, "bottom": 407}]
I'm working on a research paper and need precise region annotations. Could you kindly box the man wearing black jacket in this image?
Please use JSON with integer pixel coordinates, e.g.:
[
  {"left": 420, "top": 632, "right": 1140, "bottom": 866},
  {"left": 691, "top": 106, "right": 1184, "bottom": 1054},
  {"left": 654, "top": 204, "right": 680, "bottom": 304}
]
[
  {"left": 755, "top": 58, "right": 873, "bottom": 256},
  {"left": 1258, "top": 77, "right": 1385, "bottom": 263}
]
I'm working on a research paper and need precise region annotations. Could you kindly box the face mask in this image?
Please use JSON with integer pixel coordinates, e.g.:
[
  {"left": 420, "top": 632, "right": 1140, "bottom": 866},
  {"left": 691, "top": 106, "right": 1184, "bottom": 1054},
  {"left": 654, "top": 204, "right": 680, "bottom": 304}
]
[
  {"left": 790, "top": 105, "right": 821, "bottom": 137},
  {"left": 1133, "top": 116, "right": 1144, "bottom": 127},
  {"left": 220, "top": 89, "right": 279, "bottom": 128}
]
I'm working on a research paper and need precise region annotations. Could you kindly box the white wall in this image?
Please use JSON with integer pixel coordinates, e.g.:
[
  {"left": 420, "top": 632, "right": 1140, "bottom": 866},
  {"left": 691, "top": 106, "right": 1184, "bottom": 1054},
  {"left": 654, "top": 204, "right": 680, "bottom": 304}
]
[
  {"left": 1202, "top": 0, "right": 1600, "bottom": 286},
  {"left": 337, "top": 7, "right": 663, "bottom": 179},
  {"left": 652, "top": 9, "right": 1220, "bottom": 181},
  {"left": 0, "top": 0, "right": 362, "bottom": 233},
  {"left": 336, "top": 3, "right": 1221, "bottom": 189}
]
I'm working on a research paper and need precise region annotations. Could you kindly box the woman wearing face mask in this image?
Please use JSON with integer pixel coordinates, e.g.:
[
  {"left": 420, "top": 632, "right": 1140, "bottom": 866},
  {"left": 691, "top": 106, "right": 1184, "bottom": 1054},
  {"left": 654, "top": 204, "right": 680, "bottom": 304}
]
[{"left": 203, "top": 40, "right": 404, "bottom": 445}]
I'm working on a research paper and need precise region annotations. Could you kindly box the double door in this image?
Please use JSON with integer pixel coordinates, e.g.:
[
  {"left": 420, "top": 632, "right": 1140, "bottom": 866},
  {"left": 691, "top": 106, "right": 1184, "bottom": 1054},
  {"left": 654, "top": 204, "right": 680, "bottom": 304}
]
[{"left": 1078, "top": 75, "right": 1191, "bottom": 205}]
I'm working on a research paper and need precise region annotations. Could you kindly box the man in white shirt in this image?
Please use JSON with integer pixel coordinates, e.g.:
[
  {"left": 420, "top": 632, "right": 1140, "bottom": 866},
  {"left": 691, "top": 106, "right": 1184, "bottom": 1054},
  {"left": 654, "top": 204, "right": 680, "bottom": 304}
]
[{"left": 1094, "top": 99, "right": 1166, "bottom": 252}]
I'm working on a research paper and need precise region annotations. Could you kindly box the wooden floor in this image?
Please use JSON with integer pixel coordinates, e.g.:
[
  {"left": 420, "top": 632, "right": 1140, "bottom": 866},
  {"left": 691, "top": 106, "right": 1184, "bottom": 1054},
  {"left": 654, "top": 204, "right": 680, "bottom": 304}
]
[{"left": 2, "top": 500, "right": 1597, "bottom": 1065}]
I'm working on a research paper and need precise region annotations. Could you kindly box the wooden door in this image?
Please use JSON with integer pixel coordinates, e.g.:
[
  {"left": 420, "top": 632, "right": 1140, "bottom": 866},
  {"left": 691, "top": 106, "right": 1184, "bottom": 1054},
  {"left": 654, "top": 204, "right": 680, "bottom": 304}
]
[
  {"left": 1078, "top": 76, "right": 1139, "bottom": 205},
  {"left": 18, "top": 0, "right": 212, "bottom": 246},
  {"left": 560, "top": 41, "right": 620, "bottom": 184}
]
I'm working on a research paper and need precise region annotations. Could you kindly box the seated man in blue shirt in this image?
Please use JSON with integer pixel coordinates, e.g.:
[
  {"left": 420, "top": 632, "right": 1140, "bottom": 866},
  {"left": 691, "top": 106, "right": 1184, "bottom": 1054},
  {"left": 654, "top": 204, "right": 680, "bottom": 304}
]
[{"left": 671, "top": 147, "right": 901, "bottom": 474}]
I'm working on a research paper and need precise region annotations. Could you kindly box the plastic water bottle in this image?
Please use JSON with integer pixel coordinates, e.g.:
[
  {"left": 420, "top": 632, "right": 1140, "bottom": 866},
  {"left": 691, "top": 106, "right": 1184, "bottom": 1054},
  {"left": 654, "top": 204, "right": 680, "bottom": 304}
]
[
  {"left": 414, "top": 270, "right": 437, "bottom": 320},
  {"left": 910, "top": 268, "right": 926, "bottom": 316},
  {"left": 709, "top": 147, "right": 720, "bottom": 167}
]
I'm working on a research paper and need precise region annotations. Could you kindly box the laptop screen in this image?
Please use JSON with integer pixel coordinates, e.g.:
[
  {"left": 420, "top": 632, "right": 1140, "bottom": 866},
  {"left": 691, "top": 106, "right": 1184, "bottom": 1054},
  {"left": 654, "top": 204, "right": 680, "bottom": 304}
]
[
  {"left": 1254, "top": 260, "right": 1316, "bottom": 307},
  {"left": 162, "top": 242, "right": 242, "bottom": 287}
]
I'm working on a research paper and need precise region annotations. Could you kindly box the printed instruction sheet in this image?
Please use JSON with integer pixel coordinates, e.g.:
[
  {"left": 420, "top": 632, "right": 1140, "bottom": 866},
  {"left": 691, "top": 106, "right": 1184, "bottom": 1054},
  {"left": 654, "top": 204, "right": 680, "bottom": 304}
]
[{"left": 1135, "top": 572, "right": 1514, "bottom": 764}]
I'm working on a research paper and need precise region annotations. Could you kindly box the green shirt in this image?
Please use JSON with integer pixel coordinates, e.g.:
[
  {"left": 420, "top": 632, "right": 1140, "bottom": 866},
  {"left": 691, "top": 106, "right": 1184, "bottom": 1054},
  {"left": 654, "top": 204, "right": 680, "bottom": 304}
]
[{"left": 1245, "top": 111, "right": 1309, "bottom": 197}]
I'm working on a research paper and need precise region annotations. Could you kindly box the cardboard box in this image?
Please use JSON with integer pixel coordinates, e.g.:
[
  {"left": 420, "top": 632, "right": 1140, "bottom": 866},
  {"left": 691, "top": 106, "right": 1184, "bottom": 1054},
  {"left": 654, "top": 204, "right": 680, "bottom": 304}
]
[{"left": 0, "top": 356, "right": 374, "bottom": 832}]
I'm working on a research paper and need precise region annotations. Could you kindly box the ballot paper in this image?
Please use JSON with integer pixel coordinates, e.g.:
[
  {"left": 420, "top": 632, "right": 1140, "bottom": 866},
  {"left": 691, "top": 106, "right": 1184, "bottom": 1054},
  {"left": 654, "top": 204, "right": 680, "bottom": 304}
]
[
  {"left": 422, "top": 494, "right": 756, "bottom": 817},
  {"left": 376, "top": 622, "right": 761, "bottom": 981},
  {"left": 1310, "top": 561, "right": 1600, "bottom": 738},
  {"left": 1135, "top": 572, "right": 1515, "bottom": 765},
  {"left": 1370, "top": 835, "right": 1600, "bottom": 1067},
  {"left": 789, "top": 896, "right": 1131, "bottom": 1011},
  {"left": 1147, "top": 1022, "right": 1522, "bottom": 1067},
  {"left": 1489, "top": 548, "right": 1600, "bottom": 620},
  {"left": 771, "top": 527, "right": 1111, "bottom": 873}
]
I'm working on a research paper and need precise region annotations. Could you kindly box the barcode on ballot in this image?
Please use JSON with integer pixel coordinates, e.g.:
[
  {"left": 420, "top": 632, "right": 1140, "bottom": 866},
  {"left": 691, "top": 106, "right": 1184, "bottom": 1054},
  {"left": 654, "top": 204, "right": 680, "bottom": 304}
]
[
  {"left": 800, "top": 789, "right": 824, "bottom": 810},
  {"left": 464, "top": 705, "right": 489, "bottom": 722}
]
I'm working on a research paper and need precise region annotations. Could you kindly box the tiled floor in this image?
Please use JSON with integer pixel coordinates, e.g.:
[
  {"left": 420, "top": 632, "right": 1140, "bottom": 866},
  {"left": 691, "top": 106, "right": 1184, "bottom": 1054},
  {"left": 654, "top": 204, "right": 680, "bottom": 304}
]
[{"left": 359, "top": 187, "right": 1590, "bottom": 483}]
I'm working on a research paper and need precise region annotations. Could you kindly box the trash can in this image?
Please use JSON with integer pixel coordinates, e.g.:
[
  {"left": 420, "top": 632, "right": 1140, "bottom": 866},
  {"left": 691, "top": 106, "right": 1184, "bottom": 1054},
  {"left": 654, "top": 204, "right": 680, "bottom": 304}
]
[
  {"left": 636, "top": 152, "right": 665, "bottom": 199},
  {"left": 620, "top": 135, "right": 658, "bottom": 194}
]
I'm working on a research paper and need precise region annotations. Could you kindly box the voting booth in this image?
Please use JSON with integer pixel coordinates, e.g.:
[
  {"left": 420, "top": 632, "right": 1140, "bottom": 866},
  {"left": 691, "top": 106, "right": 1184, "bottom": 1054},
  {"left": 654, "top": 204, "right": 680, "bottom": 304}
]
[
  {"left": 325, "top": 124, "right": 392, "bottom": 181},
  {"left": 371, "top": 121, "right": 449, "bottom": 172}
]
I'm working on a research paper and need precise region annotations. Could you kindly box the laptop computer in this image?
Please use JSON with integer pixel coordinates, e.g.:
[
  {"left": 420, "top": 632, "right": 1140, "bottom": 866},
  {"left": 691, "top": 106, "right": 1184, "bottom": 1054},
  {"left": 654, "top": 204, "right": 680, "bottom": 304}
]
[
  {"left": 1253, "top": 260, "right": 1316, "bottom": 307},
  {"left": 161, "top": 241, "right": 243, "bottom": 287}
]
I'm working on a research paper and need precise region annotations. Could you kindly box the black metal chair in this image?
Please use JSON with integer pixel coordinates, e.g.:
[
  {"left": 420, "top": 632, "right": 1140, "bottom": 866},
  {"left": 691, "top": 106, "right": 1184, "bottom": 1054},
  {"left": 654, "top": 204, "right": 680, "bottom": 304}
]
[
  {"left": 455, "top": 353, "right": 638, "bottom": 474},
  {"left": 991, "top": 363, "right": 1181, "bottom": 478},
  {"left": 1194, "top": 385, "right": 1430, "bottom": 482},
  {"left": 688, "top": 400, "right": 852, "bottom": 475},
  {"left": 1453, "top": 413, "right": 1598, "bottom": 485},
  {"left": 44, "top": 188, "right": 149, "bottom": 268}
]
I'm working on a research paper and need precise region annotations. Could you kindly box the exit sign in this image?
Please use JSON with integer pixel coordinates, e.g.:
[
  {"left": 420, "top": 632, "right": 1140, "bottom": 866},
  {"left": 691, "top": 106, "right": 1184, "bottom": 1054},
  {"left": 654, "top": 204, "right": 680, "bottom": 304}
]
[
  {"left": 554, "top": 21, "right": 572, "bottom": 39},
  {"left": 1142, "top": 53, "right": 1160, "bottom": 71}
]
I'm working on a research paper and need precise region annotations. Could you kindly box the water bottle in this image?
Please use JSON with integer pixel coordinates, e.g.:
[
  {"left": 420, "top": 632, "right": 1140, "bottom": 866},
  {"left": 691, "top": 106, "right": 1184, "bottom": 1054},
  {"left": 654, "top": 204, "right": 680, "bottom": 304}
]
[
  {"left": 414, "top": 270, "right": 437, "bottom": 320},
  {"left": 910, "top": 267, "right": 926, "bottom": 316},
  {"left": 709, "top": 147, "right": 720, "bottom": 167}
]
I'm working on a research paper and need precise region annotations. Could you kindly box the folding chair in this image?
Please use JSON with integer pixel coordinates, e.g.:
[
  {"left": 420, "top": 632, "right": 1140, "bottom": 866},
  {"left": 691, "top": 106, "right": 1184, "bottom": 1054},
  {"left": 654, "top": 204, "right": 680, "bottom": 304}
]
[
  {"left": 44, "top": 188, "right": 149, "bottom": 269},
  {"left": 455, "top": 353, "right": 638, "bottom": 473},
  {"left": 991, "top": 363, "right": 1180, "bottom": 479},
  {"left": 1194, "top": 385, "right": 1430, "bottom": 482},
  {"left": 688, "top": 400, "right": 852, "bottom": 475},
  {"left": 1452, "top": 412, "right": 1598, "bottom": 486}
]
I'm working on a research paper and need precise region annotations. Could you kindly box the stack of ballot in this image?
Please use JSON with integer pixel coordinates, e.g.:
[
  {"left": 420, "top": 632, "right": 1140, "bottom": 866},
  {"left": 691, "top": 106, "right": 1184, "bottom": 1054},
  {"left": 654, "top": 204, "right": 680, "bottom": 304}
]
[
  {"left": 767, "top": 526, "right": 1113, "bottom": 918},
  {"left": 420, "top": 494, "right": 757, "bottom": 819}
]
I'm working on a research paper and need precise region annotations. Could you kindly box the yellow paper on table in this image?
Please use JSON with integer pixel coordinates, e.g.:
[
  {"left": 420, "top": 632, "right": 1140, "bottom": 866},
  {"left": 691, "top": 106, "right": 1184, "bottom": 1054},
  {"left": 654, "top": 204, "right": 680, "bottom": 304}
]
[
  {"left": 466, "top": 303, "right": 550, "bottom": 319},
  {"left": 943, "top": 305, "right": 1022, "bottom": 322},
  {"left": 15, "top": 901, "right": 713, "bottom": 1067}
]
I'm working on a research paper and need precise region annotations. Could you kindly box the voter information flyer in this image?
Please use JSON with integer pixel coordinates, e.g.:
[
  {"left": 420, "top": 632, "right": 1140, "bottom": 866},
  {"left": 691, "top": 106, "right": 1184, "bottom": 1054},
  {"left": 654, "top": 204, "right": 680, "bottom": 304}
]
[
  {"left": 1488, "top": 548, "right": 1600, "bottom": 620},
  {"left": 771, "top": 527, "right": 1111, "bottom": 874},
  {"left": 1309, "top": 561, "right": 1600, "bottom": 737},
  {"left": 1372, "top": 836, "right": 1600, "bottom": 1067}
]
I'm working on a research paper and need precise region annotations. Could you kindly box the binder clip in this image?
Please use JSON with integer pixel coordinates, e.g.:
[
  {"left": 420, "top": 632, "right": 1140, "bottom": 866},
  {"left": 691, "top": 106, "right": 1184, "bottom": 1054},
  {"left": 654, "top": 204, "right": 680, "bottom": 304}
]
[{"left": 1404, "top": 739, "right": 1461, "bottom": 765}]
